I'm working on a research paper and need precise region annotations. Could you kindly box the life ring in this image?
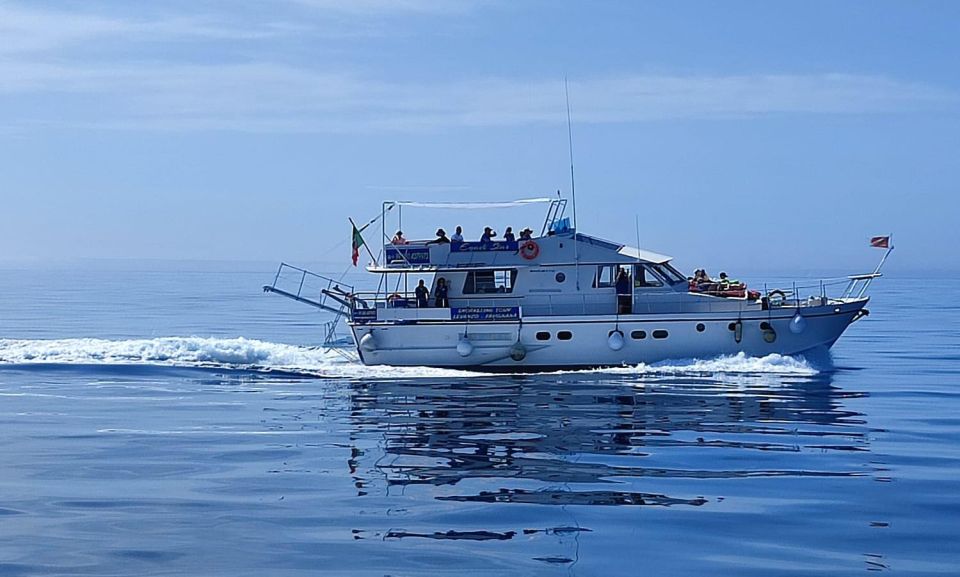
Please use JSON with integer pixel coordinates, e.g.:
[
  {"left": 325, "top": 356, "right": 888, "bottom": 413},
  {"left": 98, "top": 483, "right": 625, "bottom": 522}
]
[
  {"left": 519, "top": 240, "right": 540, "bottom": 260},
  {"left": 766, "top": 289, "right": 787, "bottom": 306}
]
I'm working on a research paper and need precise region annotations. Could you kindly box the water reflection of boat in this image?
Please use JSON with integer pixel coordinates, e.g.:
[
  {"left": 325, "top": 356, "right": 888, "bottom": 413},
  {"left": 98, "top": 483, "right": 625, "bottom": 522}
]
[{"left": 345, "top": 372, "right": 870, "bottom": 508}]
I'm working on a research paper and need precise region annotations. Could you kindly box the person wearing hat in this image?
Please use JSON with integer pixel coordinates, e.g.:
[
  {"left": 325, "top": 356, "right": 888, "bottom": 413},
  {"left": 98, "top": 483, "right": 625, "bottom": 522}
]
[
  {"left": 480, "top": 226, "right": 497, "bottom": 246},
  {"left": 519, "top": 228, "right": 533, "bottom": 240},
  {"left": 426, "top": 228, "right": 450, "bottom": 244},
  {"left": 391, "top": 230, "right": 409, "bottom": 245}
]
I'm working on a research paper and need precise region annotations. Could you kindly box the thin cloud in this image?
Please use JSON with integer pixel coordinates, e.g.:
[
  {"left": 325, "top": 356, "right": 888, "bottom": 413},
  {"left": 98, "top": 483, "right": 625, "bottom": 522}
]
[
  {"left": 0, "top": 60, "right": 953, "bottom": 133},
  {"left": 0, "top": 3, "right": 298, "bottom": 56},
  {"left": 287, "top": 0, "right": 481, "bottom": 15}
]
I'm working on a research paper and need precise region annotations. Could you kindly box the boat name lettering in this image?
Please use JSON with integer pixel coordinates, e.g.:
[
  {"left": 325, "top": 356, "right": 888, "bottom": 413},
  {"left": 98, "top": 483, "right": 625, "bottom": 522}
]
[
  {"left": 385, "top": 246, "right": 431, "bottom": 264},
  {"left": 451, "top": 241, "right": 519, "bottom": 253},
  {"left": 451, "top": 306, "right": 520, "bottom": 321}
]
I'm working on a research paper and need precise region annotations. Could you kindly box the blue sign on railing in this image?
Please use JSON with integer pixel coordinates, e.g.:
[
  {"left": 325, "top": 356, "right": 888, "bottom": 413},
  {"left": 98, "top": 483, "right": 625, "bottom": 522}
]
[
  {"left": 351, "top": 308, "right": 377, "bottom": 323},
  {"left": 385, "top": 246, "right": 432, "bottom": 265},
  {"left": 450, "top": 241, "right": 519, "bottom": 253},
  {"left": 450, "top": 306, "right": 521, "bottom": 321}
]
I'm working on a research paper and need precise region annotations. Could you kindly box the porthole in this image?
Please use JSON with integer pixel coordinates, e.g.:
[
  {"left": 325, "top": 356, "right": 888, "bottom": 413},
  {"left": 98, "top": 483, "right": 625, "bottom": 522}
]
[
  {"left": 536, "top": 331, "right": 551, "bottom": 341},
  {"left": 696, "top": 323, "right": 705, "bottom": 332},
  {"left": 557, "top": 331, "right": 573, "bottom": 341},
  {"left": 760, "top": 321, "right": 772, "bottom": 331},
  {"left": 728, "top": 322, "right": 737, "bottom": 331},
  {"left": 555, "top": 272, "right": 566, "bottom": 283},
  {"left": 652, "top": 330, "right": 669, "bottom": 339},
  {"left": 631, "top": 330, "right": 647, "bottom": 340}
]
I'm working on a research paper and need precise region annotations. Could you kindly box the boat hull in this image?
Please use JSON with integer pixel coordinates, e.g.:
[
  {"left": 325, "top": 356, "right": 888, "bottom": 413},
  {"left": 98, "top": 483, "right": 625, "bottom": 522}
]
[{"left": 349, "top": 299, "right": 867, "bottom": 370}]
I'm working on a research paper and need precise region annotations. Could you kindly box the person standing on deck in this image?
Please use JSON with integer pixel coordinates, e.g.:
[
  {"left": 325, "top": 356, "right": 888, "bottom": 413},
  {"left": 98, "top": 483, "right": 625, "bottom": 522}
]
[
  {"left": 434, "top": 278, "right": 449, "bottom": 308},
  {"left": 415, "top": 279, "right": 430, "bottom": 308},
  {"left": 616, "top": 268, "right": 632, "bottom": 314},
  {"left": 480, "top": 227, "right": 497, "bottom": 245}
]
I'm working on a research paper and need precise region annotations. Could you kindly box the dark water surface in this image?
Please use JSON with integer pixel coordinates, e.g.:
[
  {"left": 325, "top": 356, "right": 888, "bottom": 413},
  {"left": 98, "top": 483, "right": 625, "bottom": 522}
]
[{"left": 1, "top": 264, "right": 958, "bottom": 575}]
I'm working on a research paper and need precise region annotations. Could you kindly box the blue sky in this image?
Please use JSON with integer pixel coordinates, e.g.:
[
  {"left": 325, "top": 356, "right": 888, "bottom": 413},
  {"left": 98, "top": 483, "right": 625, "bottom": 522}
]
[{"left": 1, "top": 0, "right": 957, "bottom": 274}]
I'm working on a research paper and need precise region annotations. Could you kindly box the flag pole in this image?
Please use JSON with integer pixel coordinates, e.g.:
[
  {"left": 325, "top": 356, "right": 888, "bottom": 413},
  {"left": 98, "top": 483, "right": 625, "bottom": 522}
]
[
  {"left": 349, "top": 217, "right": 378, "bottom": 267},
  {"left": 872, "top": 233, "right": 894, "bottom": 276}
]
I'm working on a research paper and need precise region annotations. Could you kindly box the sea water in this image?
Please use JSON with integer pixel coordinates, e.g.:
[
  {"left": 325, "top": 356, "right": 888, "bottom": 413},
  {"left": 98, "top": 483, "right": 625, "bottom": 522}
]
[{"left": 0, "top": 261, "right": 958, "bottom": 576}]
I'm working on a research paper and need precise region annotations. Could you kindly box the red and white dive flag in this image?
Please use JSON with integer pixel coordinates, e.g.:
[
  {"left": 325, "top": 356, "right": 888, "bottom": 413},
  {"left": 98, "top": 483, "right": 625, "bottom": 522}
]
[{"left": 870, "top": 236, "right": 891, "bottom": 249}]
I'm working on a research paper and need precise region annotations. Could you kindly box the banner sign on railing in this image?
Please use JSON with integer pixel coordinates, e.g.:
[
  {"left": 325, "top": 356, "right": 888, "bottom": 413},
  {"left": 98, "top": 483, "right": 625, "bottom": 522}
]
[
  {"left": 350, "top": 308, "right": 377, "bottom": 323},
  {"left": 385, "top": 246, "right": 432, "bottom": 265},
  {"left": 450, "top": 306, "right": 521, "bottom": 321},
  {"left": 451, "top": 240, "right": 519, "bottom": 253}
]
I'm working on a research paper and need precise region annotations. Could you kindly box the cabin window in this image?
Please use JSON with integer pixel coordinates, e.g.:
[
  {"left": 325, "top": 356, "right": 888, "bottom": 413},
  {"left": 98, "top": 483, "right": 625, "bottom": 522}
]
[
  {"left": 463, "top": 269, "right": 517, "bottom": 294},
  {"left": 536, "top": 331, "right": 551, "bottom": 341},
  {"left": 634, "top": 264, "right": 664, "bottom": 288},
  {"left": 557, "top": 331, "right": 573, "bottom": 340},
  {"left": 696, "top": 323, "right": 706, "bottom": 332},
  {"left": 631, "top": 330, "right": 647, "bottom": 340},
  {"left": 652, "top": 329, "right": 669, "bottom": 339},
  {"left": 594, "top": 265, "right": 615, "bottom": 288},
  {"left": 594, "top": 265, "right": 632, "bottom": 288}
]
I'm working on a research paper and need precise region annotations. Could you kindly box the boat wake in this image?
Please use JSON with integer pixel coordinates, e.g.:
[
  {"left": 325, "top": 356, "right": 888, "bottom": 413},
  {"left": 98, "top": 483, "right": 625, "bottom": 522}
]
[
  {"left": 0, "top": 337, "right": 819, "bottom": 379},
  {"left": 0, "top": 337, "right": 477, "bottom": 379}
]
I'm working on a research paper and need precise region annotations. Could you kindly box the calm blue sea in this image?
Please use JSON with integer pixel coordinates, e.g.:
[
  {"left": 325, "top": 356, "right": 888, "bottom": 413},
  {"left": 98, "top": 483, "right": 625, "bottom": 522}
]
[{"left": 1, "top": 261, "right": 958, "bottom": 576}]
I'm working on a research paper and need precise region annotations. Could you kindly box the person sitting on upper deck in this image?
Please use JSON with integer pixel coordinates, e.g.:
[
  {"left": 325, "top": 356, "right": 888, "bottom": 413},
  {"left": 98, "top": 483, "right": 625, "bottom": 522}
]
[
  {"left": 503, "top": 227, "right": 516, "bottom": 243},
  {"left": 519, "top": 228, "right": 533, "bottom": 241},
  {"left": 480, "top": 227, "right": 497, "bottom": 245},
  {"left": 450, "top": 226, "right": 463, "bottom": 243},
  {"left": 718, "top": 272, "right": 741, "bottom": 287},
  {"left": 434, "top": 277, "right": 449, "bottom": 308},
  {"left": 415, "top": 279, "right": 430, "bottom": 308},
  {"left": 426, "top": 228, "right": 450, "bottom": 245},
  {"left": 391, "top": 230, "right": 409, "bottom": 245}
]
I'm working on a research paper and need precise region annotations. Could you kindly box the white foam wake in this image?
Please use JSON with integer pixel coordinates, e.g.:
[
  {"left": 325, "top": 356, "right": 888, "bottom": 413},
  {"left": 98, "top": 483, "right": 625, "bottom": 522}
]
[
  {"left": 0, "top": 337, "right": 476, "bottom": 379},
  {"left": 588, "top": 352, "right": 819, "bottom": 377},
  {"left": 0, "top": 337, "right": 818, "bottom": 378}
]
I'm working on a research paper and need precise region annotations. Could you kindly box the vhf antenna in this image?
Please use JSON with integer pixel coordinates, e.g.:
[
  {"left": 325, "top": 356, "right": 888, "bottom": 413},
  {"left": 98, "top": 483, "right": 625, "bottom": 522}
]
[
  {"left": 565, "top": 77, "right": 581, "bottom": 290},
  {"left": 565, "top": 77, "right": 577, "bottom": 232}
]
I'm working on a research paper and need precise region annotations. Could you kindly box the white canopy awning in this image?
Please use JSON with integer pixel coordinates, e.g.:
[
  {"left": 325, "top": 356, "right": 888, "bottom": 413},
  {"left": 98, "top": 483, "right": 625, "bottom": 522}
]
[
  {"left": 617, "top": 246, "right": 673, "bottom": 264},
  {"left": 388, "top": 198, "right": 553, "bottom": 209}
]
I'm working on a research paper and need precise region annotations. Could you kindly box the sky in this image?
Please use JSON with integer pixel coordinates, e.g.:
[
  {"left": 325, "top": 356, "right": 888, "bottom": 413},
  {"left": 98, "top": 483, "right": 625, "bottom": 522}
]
[{"left": 0, "top": 0, "right": 957, "bottom": 274}]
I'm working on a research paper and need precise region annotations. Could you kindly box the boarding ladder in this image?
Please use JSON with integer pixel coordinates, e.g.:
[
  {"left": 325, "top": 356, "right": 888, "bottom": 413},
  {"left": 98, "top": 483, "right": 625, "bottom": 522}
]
[{"left": 262, "top": 263, "right": 357, "bottom": 357}]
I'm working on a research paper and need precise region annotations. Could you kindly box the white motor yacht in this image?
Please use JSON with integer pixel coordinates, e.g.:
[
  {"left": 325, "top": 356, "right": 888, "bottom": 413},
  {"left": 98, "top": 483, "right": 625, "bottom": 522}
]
[{"left": 266, "top": 197, "right": 890, "bottom": 371}]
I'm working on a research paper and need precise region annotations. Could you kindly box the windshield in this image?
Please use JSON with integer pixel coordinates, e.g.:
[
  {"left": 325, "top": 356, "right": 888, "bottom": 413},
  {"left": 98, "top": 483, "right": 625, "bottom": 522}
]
[{"left": 652, "top": 263, "right": 686, "bottom": 284}]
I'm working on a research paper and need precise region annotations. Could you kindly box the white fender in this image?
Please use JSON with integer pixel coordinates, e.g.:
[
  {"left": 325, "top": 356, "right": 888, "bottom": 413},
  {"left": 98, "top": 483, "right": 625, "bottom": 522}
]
[
  {"left": 607, "top": 330, "right": 625, "bottom": 351},
  {"left": 359, "top": 332, "right": 377, "bottom": 352},
  {"left": 509, "top": 342, "right": 527, "bottom": 361},
  {"left": 789, "top": 313, "right": 807, "bottom": 334},
  {"left": 456, "top": 338, "right": 474, "bottom": 357}
]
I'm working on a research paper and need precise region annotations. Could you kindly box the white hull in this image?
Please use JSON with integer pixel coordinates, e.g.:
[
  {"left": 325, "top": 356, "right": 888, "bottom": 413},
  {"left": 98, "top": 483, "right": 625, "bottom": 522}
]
[{"left": 350, "top": 299, "right": 867, "bottom": 370}]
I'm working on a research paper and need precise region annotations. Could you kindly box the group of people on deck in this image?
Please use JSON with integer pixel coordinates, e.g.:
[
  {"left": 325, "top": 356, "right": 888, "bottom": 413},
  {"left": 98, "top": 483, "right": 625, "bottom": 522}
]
[
  {"left": 391, "top": 226, "right": 534, "bottom": 246},
  {"left": 414, "top": 278, "right": 449, "bottom": 308},
  {"left": 691, "top": 269, "right": 741, "bottom": 292}
]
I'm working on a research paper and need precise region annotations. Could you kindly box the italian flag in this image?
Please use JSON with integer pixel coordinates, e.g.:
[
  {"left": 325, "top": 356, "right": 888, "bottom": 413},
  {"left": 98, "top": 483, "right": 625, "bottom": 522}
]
[{"left": 351, "top": 223, "right": 365, "bottom": 266}]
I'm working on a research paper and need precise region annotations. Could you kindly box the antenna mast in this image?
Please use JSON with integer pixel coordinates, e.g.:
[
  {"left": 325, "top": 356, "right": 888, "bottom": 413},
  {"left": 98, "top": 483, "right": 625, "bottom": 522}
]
[
  {"left": 565, "top": 77, "right": 577, "bottom": 231},
  {"left": 564, "top": 77, "right": 582, "bottom": 291}
]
